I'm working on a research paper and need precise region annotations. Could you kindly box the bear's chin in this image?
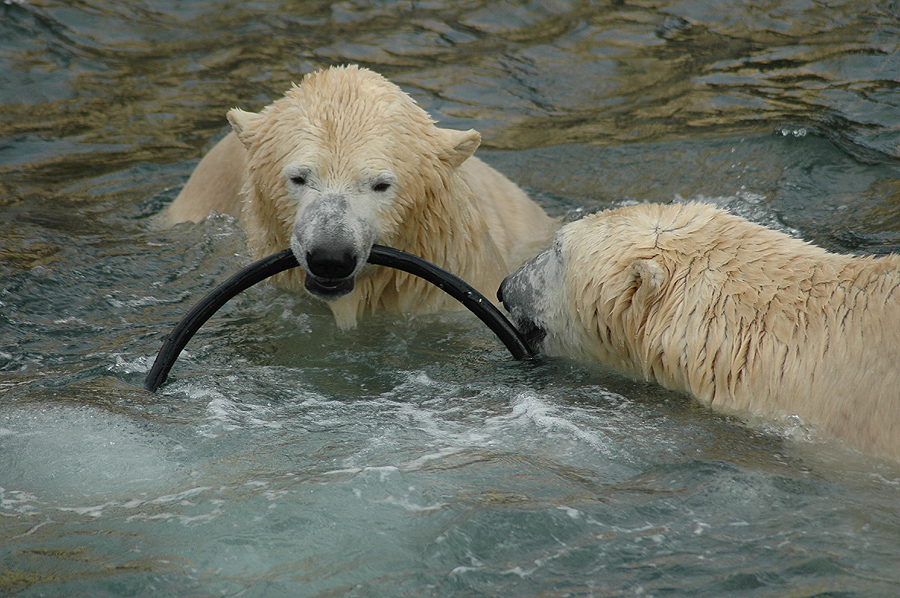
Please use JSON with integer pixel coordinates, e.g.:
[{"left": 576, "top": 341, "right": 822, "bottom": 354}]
[
  {"left": 521, "top": 323, "right": 548, "bottom": 354},
  {"left": 505, "top": 316, "right": 547, "bottom": 354},
  {"left": 304, "top": 275, "right": 355, "bottom": 301}
]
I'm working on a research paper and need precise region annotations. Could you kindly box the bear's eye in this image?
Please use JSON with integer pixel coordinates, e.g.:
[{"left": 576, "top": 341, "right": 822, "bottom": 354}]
[
  {"left": 290, "top": 174, "right": 307, "bottom": 186},
  {"left": 372, "top": 181, "right": 391, "bottom": 193}
]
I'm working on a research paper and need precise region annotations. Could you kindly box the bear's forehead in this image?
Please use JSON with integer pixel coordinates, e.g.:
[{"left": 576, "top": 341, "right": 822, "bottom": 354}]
[
  {"left": 562, "top": 212, "right": 657, "bottom": 254},
  {"left": 556, "top": 204, "right": 742, "bottom": 277},
  {"left": 260, "top": 95, "right": 435, "bottom": 163},
  {"left": 566, "top": 203, "right": 731, "bottom": 248},
  {"left": 275, "top": 125, "right": 422, "bottom": 175},
  {"left": 276, "top": 76, "right": 432, "bottom": 129}
]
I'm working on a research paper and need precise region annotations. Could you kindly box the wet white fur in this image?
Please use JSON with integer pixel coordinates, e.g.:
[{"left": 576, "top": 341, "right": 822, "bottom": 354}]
[
  {"left": 501, "top": 202, "right": 900, "bottom": 460},
  {"left": 167, "top": 65, "right": 558, "bottom": 328}
]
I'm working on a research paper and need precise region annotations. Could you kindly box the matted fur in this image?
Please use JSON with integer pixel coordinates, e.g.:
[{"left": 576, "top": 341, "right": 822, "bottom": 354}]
[
  {"left": 500, "top": 202, "right": 900, "bottom": 460},
  {"left": 167, "top": 65, "right": 557, "bottom": 328}
]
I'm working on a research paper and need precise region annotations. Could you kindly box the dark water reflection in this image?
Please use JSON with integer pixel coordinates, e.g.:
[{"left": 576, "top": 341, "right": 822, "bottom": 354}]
[
  {"left": 4, "top": 1, "right": 898, "bottom": 187},
  {"left": 2, "top": 0, "right": 900, "bottom": 596}
]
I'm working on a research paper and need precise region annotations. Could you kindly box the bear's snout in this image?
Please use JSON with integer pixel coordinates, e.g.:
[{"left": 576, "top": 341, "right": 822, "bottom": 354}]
[
  {"left": 497, "top": 272, "right": 547, "bottom": 353},
  {"left": 291, "top": 191, "right": 379, "bottom": 302}
]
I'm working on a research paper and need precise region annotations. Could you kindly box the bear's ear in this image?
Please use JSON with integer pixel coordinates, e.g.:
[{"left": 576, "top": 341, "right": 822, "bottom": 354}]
[
  {"left": 629, "top": 258, "right": 667, "bottom": 306},
  {"left": 227, "top": 108, "right": 260, "bottom": 148},
  {"left": 440, "top": 128, "right": 481, "bottom": 168}
]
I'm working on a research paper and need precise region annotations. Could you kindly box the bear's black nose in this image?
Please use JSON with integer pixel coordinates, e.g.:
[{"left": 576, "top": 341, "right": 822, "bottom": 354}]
[
  {"left": 306, "top": 248, "right": 357, "bottom": 280},
  {"left": 497, "top": 277, "right": 508, "bottom": 304}
]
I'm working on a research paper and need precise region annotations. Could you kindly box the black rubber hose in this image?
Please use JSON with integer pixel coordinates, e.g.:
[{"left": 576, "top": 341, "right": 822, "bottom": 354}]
[
  {"left": 366, "top": 245, "right": 533, "bottom": 360},
  {"left": 143, "top": 246, "right": 532, "bottom": 392}
]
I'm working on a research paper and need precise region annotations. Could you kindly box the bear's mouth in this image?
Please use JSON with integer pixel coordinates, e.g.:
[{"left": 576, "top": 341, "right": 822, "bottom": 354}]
[
  {"left": 304, "top": 274, "right": 355, "bottom": 301},
  {"left": 515, "top": 318, "right": 547, "bottom": 353},
  {"left": 500, "top": 310, "right": 547, "bottom": 354}
]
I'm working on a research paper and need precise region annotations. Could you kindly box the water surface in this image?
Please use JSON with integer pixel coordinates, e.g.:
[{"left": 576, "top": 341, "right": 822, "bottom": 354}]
[{"left": 2, "top": 0, "right": 900, "bottom": 596}]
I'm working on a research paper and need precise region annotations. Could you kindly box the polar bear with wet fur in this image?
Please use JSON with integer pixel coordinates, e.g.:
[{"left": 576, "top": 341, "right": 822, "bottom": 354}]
[
  {"left": 167, "top": 65, "right": 557, "bottom": 329},
  {"left": 498, "top": 202, "right": 900, "bottom": 460}
]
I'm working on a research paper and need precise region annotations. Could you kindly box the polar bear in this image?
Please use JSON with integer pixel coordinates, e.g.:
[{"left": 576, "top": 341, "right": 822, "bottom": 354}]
[
  {"left": 498, "top": 202, "right": 900, "bottom": 460},
  {"left": 167, "top": 65, "right": 557, "bottom": 329}
]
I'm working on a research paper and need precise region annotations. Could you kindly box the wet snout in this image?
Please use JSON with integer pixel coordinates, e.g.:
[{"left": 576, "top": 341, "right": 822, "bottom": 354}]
[
  {"left": 498, "top": 273, "right": 547, "bottom": 352},
  {"left": 291, "top": 193, "right": 377, "bottom": 301},
  {"left": 498, "top": 246, "right": 563, "bottom": 353}
]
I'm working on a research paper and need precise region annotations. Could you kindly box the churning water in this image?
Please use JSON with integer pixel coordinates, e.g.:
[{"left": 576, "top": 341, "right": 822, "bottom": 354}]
[{"left": 2, "top": 1, "right": 900, "bottom": 596}]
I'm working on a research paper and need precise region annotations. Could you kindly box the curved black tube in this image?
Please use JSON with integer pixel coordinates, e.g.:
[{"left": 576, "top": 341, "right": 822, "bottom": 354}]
[
  {"left": 143, "top": 249, "right": 299, "bottom": 392},
  {"left": 366, "top": 246, "right": 533, "bottom": 361},
  {"left": 144, "top": 246, "right": 532, "bottom": 392}
]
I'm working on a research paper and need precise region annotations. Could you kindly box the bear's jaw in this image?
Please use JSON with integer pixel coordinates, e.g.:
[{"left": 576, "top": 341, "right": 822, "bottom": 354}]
[
  {"left": 304, "top": 273, "right": 355, "bottom": 301},
  {"left": 517, "top": 318, "right": 548, "bottom": 353}
]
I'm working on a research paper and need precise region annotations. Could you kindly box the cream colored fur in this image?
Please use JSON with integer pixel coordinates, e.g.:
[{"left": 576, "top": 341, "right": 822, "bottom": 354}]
[
  {"left": 166, "top": 65, "right": 557, "bottom": 329},
  {"left": 500, "top": 202, "right": 900, "bottom": 460}
]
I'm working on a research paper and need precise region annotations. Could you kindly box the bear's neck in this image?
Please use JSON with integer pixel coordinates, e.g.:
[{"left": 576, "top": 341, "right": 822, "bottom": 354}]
[{"left": 394, "top": 174, "right": 502, "bottom": 282}]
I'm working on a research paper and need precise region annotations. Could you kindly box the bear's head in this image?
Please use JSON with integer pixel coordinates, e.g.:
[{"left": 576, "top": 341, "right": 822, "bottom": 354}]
[
  {"left": 498, "top": 203, "right": 725, "bottom": 373},
  {"left": 228, "top": 65, "right": 481, "bottom": 301}
]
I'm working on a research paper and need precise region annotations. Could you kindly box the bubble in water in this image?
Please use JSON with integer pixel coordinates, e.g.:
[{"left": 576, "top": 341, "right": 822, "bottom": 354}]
[{"left": 776, "top": 126, "right": 807, "bottom": 137}]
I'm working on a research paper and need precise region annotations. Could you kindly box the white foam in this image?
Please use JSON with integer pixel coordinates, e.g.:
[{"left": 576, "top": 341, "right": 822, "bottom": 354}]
[
  {"left": 0, "top": 404, "right": 179, "bottom": 502},
  {"left": 505, "top": 391, "right": 611, "bottom": 452},
  {"left": 376, "top": 495, "right": 447, "bottom": 512},
  {"left": 109, "top": 353, "right": 153, "bottom": 374}
]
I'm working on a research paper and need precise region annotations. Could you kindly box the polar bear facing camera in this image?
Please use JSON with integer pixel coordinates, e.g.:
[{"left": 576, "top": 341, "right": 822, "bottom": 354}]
[
  {"left": 167, "top": 65, "right": 557, "bottom": 329},
  {"left": 498, "top": 202, "right": 900, "bottom": 460}
]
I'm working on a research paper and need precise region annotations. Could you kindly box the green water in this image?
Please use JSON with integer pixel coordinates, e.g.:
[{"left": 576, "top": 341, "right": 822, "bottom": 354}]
[{"left": 2, "top": 1, "right": 900, "bottom": 596}]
